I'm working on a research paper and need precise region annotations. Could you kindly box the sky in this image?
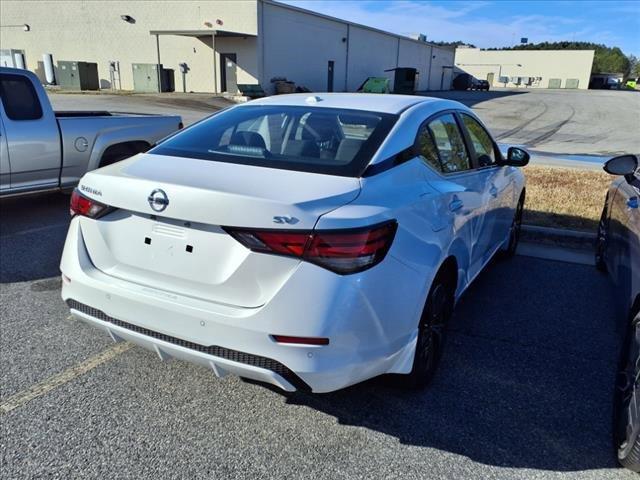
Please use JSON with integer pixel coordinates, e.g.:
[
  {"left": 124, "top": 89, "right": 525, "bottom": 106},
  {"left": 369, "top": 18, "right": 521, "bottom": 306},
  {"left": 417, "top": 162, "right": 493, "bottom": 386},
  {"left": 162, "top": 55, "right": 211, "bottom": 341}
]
[{"left": 280, "top": 0, "right": 640, "bottom": 57}]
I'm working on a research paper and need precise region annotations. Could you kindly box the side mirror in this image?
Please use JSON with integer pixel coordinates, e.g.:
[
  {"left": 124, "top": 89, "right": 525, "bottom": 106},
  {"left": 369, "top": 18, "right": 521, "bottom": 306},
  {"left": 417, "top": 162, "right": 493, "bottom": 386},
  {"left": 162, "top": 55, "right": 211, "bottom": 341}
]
[
  {"left": 502, "top": 147, "right": 530, "bottom": 167},
  {"left": 603, "top": 155, "right": 638, "bottom": 176}
]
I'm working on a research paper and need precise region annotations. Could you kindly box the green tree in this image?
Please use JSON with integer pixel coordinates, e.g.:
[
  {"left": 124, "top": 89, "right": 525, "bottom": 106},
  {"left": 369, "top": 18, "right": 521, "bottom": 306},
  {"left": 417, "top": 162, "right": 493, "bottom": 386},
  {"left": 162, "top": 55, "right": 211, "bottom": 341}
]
[{"left": 484, "top": 41, "right": 631, "bottom": 74}]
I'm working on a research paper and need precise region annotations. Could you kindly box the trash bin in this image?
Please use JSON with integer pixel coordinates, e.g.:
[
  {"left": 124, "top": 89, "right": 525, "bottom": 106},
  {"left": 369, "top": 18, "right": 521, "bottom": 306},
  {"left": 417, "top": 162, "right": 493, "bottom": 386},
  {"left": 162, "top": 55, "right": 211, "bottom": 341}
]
[{"left": 385, "top": 67, "right": 418, "bottom": 94}]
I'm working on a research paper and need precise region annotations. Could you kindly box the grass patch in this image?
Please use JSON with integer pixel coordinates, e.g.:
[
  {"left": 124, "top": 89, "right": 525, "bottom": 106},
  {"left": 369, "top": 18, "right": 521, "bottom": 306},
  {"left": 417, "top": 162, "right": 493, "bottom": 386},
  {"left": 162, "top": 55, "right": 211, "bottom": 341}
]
[{"left": 522, "top": 165, "right": 611, "bottom": 232}]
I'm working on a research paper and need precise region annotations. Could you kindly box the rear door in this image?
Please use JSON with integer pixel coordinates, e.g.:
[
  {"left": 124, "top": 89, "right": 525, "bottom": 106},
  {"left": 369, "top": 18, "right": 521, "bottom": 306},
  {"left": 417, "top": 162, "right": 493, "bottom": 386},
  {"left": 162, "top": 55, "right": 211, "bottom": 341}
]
[
  {"left": 0, "top": 72, "right": 61, "bottom": 191},
  {"left": 416, "top": 112, "right": 495, "bottom": 279},
  {"left": 458, "top": 112, "right": 514, "bottom": 252}
]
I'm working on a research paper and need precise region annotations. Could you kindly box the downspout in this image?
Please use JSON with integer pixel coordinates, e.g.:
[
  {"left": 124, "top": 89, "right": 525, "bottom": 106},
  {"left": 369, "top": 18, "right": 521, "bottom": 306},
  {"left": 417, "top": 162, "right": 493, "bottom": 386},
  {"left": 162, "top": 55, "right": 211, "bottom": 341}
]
[
  {"left": 155, "top": 34, "right": 162, "bottom": 93},
  {"left": 344, "top": 24, "right": 350, "bottom": 91},
  {"left": 212, "top": 33, "right": 217, "bottom": 93}
]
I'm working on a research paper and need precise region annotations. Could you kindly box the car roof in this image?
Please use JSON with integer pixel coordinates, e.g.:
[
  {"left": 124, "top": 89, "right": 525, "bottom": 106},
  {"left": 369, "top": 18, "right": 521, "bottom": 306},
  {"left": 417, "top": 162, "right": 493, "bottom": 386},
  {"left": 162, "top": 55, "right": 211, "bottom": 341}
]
[{"left": 242, "top": 93, "right": 444, "bottom": 115}]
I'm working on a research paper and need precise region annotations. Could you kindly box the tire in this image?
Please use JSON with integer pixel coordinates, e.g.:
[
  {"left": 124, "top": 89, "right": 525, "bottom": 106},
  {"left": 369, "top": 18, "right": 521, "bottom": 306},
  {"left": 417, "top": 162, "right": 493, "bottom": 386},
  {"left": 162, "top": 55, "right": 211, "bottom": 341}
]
[
  {"left": 401, "top": 272, "right": 455, "bottom": 389},
  {"left": 595, "top": 205, "right": 608, "bottom": 272},
  {"left": 500, "top": 193, "right": 524, "bottom": 258},
  {"left": 614, "top": 315, "right": 640, "bottom": 472},
  {"left": 99, "top": 141, "right": 149, "bottom": 168}
]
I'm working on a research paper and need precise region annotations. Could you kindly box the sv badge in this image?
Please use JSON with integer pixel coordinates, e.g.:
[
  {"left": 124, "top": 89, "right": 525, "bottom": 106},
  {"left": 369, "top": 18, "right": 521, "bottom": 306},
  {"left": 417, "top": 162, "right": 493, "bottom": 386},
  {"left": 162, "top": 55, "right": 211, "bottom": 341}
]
[{"left": 273, "top": 216, "right": 299, "bottom": 225}]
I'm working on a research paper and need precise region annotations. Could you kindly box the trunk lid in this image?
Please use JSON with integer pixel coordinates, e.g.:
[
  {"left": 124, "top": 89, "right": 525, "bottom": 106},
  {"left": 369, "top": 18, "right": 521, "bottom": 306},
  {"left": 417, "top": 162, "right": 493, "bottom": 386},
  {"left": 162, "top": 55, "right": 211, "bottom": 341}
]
[{"left": 78, "top": 153, "right": 361, "bottom": 308}]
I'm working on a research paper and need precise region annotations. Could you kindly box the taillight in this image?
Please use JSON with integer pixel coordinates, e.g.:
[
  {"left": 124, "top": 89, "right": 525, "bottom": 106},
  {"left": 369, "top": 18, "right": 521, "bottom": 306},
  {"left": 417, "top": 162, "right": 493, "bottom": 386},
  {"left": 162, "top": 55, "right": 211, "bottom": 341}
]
[
  {"left": 224, "top": 221, "right": 397, "bottom": 274},
  {"left": 70, "top": 188, "right": 112, "bottom": 218}
]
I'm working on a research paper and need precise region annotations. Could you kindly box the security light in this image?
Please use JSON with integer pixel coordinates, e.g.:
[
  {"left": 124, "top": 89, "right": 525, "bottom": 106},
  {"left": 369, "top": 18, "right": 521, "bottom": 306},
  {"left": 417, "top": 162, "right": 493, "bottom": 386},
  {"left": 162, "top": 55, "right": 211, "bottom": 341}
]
[
  {"left": 23, "top": 24, "right": 30, "bottom": 32},
  {"left": 120, "top": 15, "right": 135, "bottom": 24}
]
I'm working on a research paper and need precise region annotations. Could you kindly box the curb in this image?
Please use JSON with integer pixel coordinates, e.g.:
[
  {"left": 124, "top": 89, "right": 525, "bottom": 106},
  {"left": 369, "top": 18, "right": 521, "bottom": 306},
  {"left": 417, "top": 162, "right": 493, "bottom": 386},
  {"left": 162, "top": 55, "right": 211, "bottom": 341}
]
[{"left": 521, "top": 224, "right": 596, "bottom": 240}]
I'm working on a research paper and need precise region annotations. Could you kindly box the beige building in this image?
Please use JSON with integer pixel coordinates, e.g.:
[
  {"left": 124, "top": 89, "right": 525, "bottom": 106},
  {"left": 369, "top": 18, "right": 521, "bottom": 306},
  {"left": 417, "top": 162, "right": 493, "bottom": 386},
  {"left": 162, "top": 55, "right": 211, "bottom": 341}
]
[
  {"left": 454, "top": 47, "right": 595, "bottom": 90},
  {"left": 0, "top": 0, "right": 455, "bottom": 94}
]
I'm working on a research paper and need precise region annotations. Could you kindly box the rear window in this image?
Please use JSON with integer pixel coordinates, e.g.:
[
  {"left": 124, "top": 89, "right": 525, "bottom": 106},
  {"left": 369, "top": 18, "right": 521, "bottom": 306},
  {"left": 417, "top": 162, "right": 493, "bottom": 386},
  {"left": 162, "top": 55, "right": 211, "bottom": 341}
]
[
  {"left": 150, "top": 105, "right": 397, "bottom": 177},
  {"left": 0, "top": 73, "right": 43, "bottom": 121}
]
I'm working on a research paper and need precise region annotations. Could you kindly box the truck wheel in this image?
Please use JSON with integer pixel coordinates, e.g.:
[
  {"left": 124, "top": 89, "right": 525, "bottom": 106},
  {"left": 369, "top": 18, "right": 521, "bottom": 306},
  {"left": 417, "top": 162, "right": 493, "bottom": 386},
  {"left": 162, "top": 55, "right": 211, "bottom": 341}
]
[
  {"left": 99, "top": 141, "right": 149, "bottom": 168},
  {"left": 614, "top": 315, "right": 640, "bottom": 472},
  {"left": 401, "top": 271, "right": 454, "bottom": 389}
]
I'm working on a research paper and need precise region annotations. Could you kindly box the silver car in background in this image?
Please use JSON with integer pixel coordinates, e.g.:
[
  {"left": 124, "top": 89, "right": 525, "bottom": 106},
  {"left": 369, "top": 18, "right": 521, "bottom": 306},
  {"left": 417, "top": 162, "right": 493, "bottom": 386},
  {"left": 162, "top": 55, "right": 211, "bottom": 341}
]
[{"left": 596, "top": 154, "right": 640, "bottom": 472}]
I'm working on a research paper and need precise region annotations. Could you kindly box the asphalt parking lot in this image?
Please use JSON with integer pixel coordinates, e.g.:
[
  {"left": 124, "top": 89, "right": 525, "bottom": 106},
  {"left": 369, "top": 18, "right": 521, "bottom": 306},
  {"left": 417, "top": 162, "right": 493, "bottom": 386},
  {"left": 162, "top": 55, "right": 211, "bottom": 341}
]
[
  {"left": 49, "top": 87, "right": 640, "bottom": 163},
  {"left": 0, "top": 193, "right": 635, "bottom": 479}
]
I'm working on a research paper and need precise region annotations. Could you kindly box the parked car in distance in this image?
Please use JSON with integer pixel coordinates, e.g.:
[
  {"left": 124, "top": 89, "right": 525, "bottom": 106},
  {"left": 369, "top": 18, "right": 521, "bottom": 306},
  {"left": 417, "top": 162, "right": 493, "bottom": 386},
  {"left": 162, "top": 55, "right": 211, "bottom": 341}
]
[
  {"left": 452, "top": 73, "right": 490, "bottom": 91},
  {"left": 61, "top": 93, "right": 529, "bottom": 393},
  {"left": 471, "top": 78, "right": 490, "bottom": 91},
  {"left": 595, "top": 154, "right": 640, "bottom": 472},
  {"left": 0, "top": 67, "right": 183, "bottom": 198}
]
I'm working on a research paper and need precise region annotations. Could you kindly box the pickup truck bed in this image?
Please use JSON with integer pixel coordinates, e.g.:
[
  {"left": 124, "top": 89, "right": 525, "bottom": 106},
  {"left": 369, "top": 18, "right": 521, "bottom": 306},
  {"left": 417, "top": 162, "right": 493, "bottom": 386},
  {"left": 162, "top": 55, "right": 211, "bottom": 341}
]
[{"left": 0, "top": 67, "right": 183, "bottom": 197}]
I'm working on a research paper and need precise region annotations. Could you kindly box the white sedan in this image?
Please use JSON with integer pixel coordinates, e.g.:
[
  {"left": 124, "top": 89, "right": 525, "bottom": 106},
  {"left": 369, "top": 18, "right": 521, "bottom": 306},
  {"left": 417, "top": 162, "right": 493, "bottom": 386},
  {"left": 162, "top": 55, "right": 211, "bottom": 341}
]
[{"left": 61, "top": 93, "right": 529, "bottom": 393}]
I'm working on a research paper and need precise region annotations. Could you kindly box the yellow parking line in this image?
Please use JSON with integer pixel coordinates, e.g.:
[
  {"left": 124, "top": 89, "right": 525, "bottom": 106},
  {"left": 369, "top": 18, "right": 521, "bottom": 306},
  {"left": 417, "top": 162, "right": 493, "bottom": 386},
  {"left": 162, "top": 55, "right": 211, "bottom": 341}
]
[{"left": 0, "top": 342, "right": 134, "bottom": 415}]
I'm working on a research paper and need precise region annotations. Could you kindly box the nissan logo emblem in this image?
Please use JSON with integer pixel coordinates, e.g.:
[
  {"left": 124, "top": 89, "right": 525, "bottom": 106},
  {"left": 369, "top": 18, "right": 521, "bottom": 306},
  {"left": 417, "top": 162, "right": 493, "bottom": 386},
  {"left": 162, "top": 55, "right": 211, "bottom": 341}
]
[{"left": 147, "top": 189, "right": 169, "bottom": 212}]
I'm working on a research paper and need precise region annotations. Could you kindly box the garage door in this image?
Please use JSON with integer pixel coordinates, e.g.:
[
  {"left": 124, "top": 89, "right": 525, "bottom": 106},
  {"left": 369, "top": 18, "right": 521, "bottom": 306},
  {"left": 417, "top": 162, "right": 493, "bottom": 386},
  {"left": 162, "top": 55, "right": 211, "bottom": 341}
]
[
  {"left": 548, "top": 78, "right": 561, "bottom": 88},
  {"left": 565, "top": 79, "right": 579, "bottom": 89}
]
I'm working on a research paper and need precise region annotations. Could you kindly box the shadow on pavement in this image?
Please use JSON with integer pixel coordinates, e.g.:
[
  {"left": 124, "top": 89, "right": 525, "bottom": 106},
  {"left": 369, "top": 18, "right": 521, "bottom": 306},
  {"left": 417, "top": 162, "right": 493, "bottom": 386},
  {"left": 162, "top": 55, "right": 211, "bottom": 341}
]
[
  {"left": 419, "top": 89, "right": 529, "bottom": 107},
  {"left": 280, "top": 256, "right": 622, "bottom": 472},
  {"left": 0, "top": 192, "right": 70, "bottom": 283}
]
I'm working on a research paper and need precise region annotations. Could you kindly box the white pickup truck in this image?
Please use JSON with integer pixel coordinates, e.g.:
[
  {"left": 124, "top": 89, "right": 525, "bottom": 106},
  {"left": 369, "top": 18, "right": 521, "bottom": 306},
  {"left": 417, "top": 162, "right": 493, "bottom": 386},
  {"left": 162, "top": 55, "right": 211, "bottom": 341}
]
[{"left": 0, "top": 67, "right": 183, "bottom": 197}]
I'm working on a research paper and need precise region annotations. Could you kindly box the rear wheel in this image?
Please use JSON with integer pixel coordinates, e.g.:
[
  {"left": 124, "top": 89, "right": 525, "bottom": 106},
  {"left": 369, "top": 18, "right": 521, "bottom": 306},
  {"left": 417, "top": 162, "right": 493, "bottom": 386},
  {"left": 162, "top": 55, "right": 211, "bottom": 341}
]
[
  {"left": 614, "top": 315, "right": 640, "bottom": 472},
  {"left": 401, "top": 273, "right": 455, "bottom": 389}
]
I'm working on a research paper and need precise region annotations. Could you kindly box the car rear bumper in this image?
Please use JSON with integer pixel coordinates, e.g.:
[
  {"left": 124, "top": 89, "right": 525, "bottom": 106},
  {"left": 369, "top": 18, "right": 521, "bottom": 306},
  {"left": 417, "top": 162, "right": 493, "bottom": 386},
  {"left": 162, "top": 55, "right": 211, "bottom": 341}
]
[{"left": 60, "top": 218, "right": 425, "bottom": 392}]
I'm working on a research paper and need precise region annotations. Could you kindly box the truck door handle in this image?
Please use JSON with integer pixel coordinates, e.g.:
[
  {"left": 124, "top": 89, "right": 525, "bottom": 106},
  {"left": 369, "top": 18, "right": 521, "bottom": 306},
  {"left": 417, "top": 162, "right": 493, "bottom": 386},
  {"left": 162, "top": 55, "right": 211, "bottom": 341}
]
[
  {"left": 449, "top": 197, "right": 464, "bottom": 212},
  {"left": 489, "top": 185, "right": 498, "bottom": 197},
  {"left": 628, "top": 197, "right": 639, "bottom": 209}
]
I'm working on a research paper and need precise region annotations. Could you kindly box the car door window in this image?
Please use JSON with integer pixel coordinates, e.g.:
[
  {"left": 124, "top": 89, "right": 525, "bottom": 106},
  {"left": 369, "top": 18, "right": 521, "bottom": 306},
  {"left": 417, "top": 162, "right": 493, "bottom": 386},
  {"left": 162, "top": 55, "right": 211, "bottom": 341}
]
[
  {"left": 427, "top": 114, "right": 471, "bottom": 173},
  {"left": 460, "top": 113, "right": 496, "bottom": 167},
  {"left": 0, "top": 73, "right": 43, "bottom": 120},
  {"left": 416, "top": 124, "right": 442, "bottom": 172}
]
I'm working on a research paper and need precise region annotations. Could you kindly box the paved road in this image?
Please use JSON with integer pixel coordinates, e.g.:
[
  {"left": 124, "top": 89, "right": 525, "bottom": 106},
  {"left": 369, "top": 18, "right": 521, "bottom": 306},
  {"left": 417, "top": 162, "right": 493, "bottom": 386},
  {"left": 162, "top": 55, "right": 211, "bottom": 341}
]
[
  {"left": 0, "top": 193, "right": 635, "bottom": 479},
  {"left": 49, "top": 88, "right": 640, "bottom": 164},
  {"left": 426, "top": 88, "right": 640, "bottom": 158}
]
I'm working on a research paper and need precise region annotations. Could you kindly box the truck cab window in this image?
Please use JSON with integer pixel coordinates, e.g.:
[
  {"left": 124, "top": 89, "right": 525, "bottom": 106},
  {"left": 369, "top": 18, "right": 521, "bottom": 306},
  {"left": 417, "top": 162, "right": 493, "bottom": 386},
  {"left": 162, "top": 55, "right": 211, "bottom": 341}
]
[{"left": 0, "top": 73, "right": 43, "bottom": 120}]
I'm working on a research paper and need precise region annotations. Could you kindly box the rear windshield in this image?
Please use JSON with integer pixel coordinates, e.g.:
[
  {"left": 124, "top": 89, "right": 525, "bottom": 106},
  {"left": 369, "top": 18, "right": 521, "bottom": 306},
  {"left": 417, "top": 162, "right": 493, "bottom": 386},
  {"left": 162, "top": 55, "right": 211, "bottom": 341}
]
[{"left": 150, "top": 105, "right": 397, "bottom": 177}]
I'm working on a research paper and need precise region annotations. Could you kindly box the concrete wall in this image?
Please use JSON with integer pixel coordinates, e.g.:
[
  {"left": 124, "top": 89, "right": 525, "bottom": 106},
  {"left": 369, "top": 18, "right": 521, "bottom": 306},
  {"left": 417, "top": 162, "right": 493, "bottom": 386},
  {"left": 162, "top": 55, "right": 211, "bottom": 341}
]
[
  {"left": 260, "top": 1, "right": 348, "bottom": 93},
  {"left": 1, "top": 0, "right": 454, "bottom": 94},
  {"left": 261, "top": 1, "right": 453, "bottom": 93},
  {"left": 454, "top": 48, "right": 594, "bottom": 89},
  {"left": 0, "top": 0, "right": 258, "bottom": 92}
]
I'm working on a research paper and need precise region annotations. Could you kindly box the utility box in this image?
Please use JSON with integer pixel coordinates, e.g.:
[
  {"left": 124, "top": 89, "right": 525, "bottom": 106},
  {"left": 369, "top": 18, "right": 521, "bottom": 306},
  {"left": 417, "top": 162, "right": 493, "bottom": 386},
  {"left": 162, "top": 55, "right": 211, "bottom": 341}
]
[
  {"left": 57, "top": 61, "right": 99, "bottom": 90},
  {"left": 385, "top": 67, "right": 419, "bottom": 94},
  {"left": 132, "top": 63, "right": 175, "bottom": 92}
]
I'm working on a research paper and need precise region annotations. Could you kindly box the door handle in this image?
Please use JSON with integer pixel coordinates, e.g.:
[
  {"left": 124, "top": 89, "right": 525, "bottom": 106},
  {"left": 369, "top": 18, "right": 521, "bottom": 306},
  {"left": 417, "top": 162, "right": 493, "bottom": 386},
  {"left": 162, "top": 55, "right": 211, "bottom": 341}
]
[
  {"left": 628, "top": 197, "right": 639, "bottom": 209},
  {"left": 449, "top": 197, "right": 464, "bottom": 212},
  {"left": 489, "top": 185, "right": 498, "bottom": 198}
]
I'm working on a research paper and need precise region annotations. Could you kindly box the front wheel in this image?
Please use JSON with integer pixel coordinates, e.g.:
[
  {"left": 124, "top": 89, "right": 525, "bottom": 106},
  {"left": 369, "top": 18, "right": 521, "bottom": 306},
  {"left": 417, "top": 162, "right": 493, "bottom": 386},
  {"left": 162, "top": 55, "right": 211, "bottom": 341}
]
[
  {"left": 595, "top": 206, "right": 608, "bottom": 272},
  {"left": 401, "top": 275, "right": 454, "bottom": 389},
  {"left": 500, "top": 193, "right": 525, "bottom": 258}
]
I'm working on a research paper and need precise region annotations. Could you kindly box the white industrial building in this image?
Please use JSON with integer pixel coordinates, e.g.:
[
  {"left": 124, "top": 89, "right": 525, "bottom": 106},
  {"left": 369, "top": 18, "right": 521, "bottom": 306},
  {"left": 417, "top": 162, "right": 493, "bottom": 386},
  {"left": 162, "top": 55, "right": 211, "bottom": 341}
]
[
  {"left": 454, "top": 47, "right": 595, "bottom": 90},
  {"left": 0, "top": 0, "right": 455, "bottom": 94}
]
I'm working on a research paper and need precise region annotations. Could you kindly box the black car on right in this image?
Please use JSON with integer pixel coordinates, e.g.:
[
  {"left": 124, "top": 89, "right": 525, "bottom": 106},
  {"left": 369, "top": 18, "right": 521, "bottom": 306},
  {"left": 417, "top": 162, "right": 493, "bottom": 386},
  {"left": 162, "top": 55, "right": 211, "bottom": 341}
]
[{"left": 596, "top": 154, "right": 640, "bottom": 472}]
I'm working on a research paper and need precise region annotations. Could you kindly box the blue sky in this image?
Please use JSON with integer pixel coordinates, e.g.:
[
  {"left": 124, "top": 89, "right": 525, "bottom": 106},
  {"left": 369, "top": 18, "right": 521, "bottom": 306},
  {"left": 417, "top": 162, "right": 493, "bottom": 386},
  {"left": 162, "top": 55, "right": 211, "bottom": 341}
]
[{"left": 280, "top": 1, "right": 640, "bottom": 56}]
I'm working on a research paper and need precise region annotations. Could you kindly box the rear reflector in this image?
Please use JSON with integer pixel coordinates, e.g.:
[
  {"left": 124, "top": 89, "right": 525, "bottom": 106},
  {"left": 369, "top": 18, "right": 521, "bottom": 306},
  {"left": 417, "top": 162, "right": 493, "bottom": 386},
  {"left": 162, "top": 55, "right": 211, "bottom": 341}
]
[
  {"left": 224, "top": 220, "right": 397, "bottom": 274},
  {"left": 70, "top": 188, "right": 112, "bottom": 219},
  {"left": 272, "top": 335, "right": 329, "bottom": 346}
]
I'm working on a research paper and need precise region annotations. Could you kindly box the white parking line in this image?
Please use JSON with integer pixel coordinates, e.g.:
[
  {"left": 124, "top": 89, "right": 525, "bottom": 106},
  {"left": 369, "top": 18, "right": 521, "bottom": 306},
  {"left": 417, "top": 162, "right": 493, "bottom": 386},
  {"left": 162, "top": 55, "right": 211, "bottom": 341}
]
[{"left": 0, "top": 342, "right": 133, "bottom": 415}]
